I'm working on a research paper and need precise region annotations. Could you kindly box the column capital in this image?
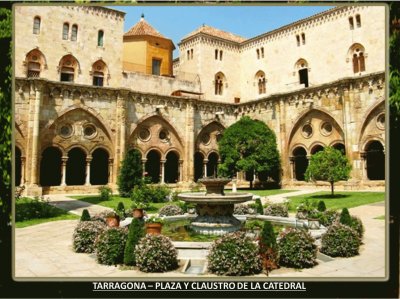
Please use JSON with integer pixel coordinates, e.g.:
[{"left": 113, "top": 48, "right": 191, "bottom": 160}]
[
  {"left": 360, "top": 151, "right": 367, "bottom": 159},
  {"left": 289, "top": 156, "right": 295, "bottom": 162},
  {"left": 141, "top": 158, "right": 147, "bottom": 163},
  {"left": 86, "top": 157, "right": 93, "bottom": 163},
  {"left": 203, "top": 159, "right": 209, "bottom": 164},
  {"left": 160, "top": 159, "right": 167, "bottom": 164}
]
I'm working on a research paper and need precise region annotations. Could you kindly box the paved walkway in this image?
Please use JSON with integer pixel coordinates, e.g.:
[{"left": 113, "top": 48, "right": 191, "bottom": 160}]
[{"left": 15, "top": 192, "right": 386, "bottom": 278}]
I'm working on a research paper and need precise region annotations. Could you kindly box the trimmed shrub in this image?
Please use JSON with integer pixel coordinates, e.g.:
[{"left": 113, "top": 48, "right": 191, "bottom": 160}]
[
  {"left": 123, "top": 218, "right": 145, "bottom": 266},
  {"left": 259, "top": 221, "right": 277, "bottom": 249},
  {"left": 350, "top": 216, "right": 364, "bottom": 239},
  {"left": 264, "top": 203, "right": 289, "bottom": 218},
  {"left": 99, "top": 186, "right": 112, "bottom": 201},
  {"left": 234, "top": 204, "right": 255, "bottom": 215},
  {"left": 255, "top": 198, "right": 263, "bottom": 215},
  {"left": 339, "top": 208, "right": 352, "bottom": 226},
  {"left": 278, "top": 228, "right": 317, "bottom": 269},
  {"left": 90, "top": 210, "right": 111, "bottom": 224},
  {"left": 320, "top": 223, "right": 360, "bottom": 257},
  {"left": 131, "top": 184, "right": 170, "bottom": 204},
  {"left": 158, "top": 204, "right": 184, "bottom": 217},
  {"left": 95, "top": 227, "right": 128, "bottom": 265},
  {"left": 317, "top": 200, "right": 327, "bottom": 212},
  {"left": 207, "top": 232, "right": 262, "bottom": 276},
  {"left": 73, "top": 220, "right": 107, "bottom": 253},
  {"left": 319, "top": 209, "right": 340, "bottom": 227},
  {"left": 259, "top": 221, "right": 278, "bottom": 272},
  {"left": 117, "top": 149, "right": 143, "bottom": 197},
  {"left": 80, "top": 209, "right": 91, "bottom": 221},
  {"left": 135, "top": 234, "right": 178, "bottom": 272},
  {"left": 116, "top": 202, "right": 125, "bottom": 219}
]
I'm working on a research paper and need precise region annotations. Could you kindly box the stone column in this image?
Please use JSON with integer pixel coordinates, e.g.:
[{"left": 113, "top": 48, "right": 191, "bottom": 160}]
[
  {"left": 114, "top": 92, "right": 127, "bottom": 185},
  {"left": 141, "top": 159, "right": 147, "bottom": 177},
  {"left": 30, "top": 82, "right": 43, "bottom": 185},
  {"left": 278, "top": 99, "right": 288, "bottom": 182},
  {"left": 85, "top": 156, "right": 92, "bottom": 186},
  {"left": 360, "top": 152, "right": 367, "bottom": 180},
  {"left": 203, "top": 159, "right": 208, "bottom": 178},
  {"left": 184, "top": 100, "right": 195, "bottom": 182},
  {"left": 289, "top": 156, "right": 295, "bottom": 181},
  {"left": 61, "top": 156, "right": 68, "bottom": 186},
  {"left": 20, "top": 157, "right": 26, "bottom": 185},
  {"left": 108, "top": 158, "right": 113, "bottom": 184},
  {"left": 160, "top": 159, "right": 166, "bottom": 184},
  {"left": 179, "top": 159, "right": 184, "bottom": 182}
]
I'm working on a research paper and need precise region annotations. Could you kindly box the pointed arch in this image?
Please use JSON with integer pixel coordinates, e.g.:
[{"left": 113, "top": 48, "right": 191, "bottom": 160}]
[
  {"left": 24, "top": 48, "right": 47, "bottom": 77},
  {"left": 58, "top": 54, "right": 81, "bottom": 82},
  {"left": 255, "top": 70, "right": 267, "bottom": 95},
  {"left": 91, "top": 59, "right": 109, "bottom": 86},
  {"left": 214, "top": 72, "right": 226, "bottom": 95},
  {"left": 358, "top": 100, "right": 385, "bottom": 147}
]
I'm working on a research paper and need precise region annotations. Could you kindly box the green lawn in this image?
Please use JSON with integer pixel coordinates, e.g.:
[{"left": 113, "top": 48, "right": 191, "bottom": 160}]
[
  {"left": 374, "top": 215, "right": 385, "bottom": 220},
  {"left": 72, "top": 195, "right": 170, "bottom": 213},
  {"left": 286, "top": 191, "right": 385, "bottom": 212},
  {"left": 16, "top": 214, "right": 79, "bottom": 228},
  {"left": 226, "top": 189, "right": 297, "bottom": 197}
]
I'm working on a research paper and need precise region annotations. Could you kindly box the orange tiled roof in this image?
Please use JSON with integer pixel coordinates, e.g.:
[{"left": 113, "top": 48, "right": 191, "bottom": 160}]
[
  {"left": 182, "top": 25, "right": 246, "bottom": 43},
  {"left": 124, "top": 17, "right": 166, "bottom": 38}
]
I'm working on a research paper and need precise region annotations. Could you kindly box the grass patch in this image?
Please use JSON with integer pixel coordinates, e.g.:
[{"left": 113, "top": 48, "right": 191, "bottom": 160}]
[
  {"left": 374, "top": 215, "right": 385, "bottom": 220},
  {"left": 226, "top": 189, "right": 297, "bottom": 197},
  {"left": 15, "top": 214, "right": 79, "bottom": 228},
  {"left": 286, "top": 191, "right": 385, "bottom": 212}
]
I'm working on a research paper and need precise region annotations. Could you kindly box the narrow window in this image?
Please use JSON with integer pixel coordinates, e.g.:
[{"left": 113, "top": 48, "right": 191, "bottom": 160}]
[
  {"left": 261, "top": 47, "right": 264, "bottom": 58},
  {"left": 256, "top": 49, "right": 260, "bottom": 59},
  {"left": 296, "top": 35, "right": 300, "bottom": 46},
  {"left": 92, "top": 71, "right": 104, "bottom": 86},
  {"left": 71, "top": 24, "right": 78, "bottom": 41},
  {"left": 215, "top": 75, "right": 223, "bottom": 95},
  {"left": 299, "top": 68, "right": 309, "bottom": 88},
  {"left": 191, "top": 49, "right": 193, "bottom": 59},
  {"left": 27, "top": 62, "right": 41, "bottom": 78},
  {"left": 187, "top": 50, "right": 190, "bottom": 60},
  {"left": 349, "top": 17, "right": 354, "bottom": 30},
  {"left": 215, "top": 49, "right": 218, "bottom": 60},
  {"left": 359, "top": 52, "right": 365, "bottom": 72},
  {"left": 33, "top": 17, "right": 40, "bottom": 34},
  {"left": 356, "top": 14, "right": 361, "bottom": 27},
  {"left": 219, "top": 50, "right": 223, "bottom": 61},
  {"left": 301, "top": 33, "right": 306, "bottom": 45},
  {"left": 60, "top": 66, "right": 74, "bottom": 82},
  {"left": 62, "top": 23, "right": 69, "bottom": 40},
  {"left": 152, "top": 58, "right": 161, "bottom": 75},
  {"left": 352, "top": 54, "right": 359, "bottom": 73},
  {"left": 97, "top": 30, "right": 104, "bottom": 47},
  {"left": 258, "top": 77, "right": 266, "bottom": 94}
]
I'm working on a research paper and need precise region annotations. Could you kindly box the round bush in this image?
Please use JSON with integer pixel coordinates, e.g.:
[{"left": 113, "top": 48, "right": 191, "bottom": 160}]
[
  {"left": 73, "top": 220, "right": 106, "bottom": 253},
  {"left": 278, "top": 228, "right": 317, "bottom": 269},
  {"left": 207, "top": 232, "right": 262, "bottom": 276},
  {"left": 135, "top": 234, "right": 178, "bottom": 272},
  {"left": 95, "top": 227, "right": 128, "bottom": 265},
  {"left": 320, "top": 223, "right": 360, "bottom": 257},
  {"left": 234, "top": 204, "right": 255, "bottom": 215},
  {"left": 158, "top": 204, "right": 184, "bottom": 217},
  {"left": 350, "top": 216, "right": 364, "bottom": 239},
  {"left": 264, "top": 203, "right": 289, "bottom": 217}
]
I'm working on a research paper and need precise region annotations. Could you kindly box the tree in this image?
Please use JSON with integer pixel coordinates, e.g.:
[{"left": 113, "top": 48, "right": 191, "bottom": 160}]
[
  {"left": 218, "top": 116, "right": 281, "bottom": 188},
  {"left": 123, "top": 218, "right": 145, "bottom": 266},
  {"left": 305, "top": 146, "right": 351, "bottom": 197},
  {"left": 339, "top": 208, "right": 352, "bottom": 226},
  {"left": 117, "top": 149, "right": 143, "bottom": 197},
  {"left": 80, "top": 209, "right": 91, "bottom": 221}
]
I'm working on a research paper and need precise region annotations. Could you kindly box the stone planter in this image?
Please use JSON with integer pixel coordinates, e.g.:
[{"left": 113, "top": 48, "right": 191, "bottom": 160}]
[
  {"left": 132, "top": 208, "right": 144, "bottom": 219},
  {"left": 145, "top": 223, "right": 163, "bottom": 235},
  {"left": 308, "top": 218, "right": 320, "bottom": 230},
  {"left": 106, "top": 216, "right": 120, "bottom": 227}
]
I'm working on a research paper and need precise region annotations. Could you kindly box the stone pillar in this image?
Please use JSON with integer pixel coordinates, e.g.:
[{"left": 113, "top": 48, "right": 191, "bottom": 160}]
[
  {"left": 108, "top": 158, "right": 113, "bottom": 184},
  {"left": 85, "top": 156, "right": 92, "bottom": 186},
  {"left": 30, "top": 82, "right": 43, "bottom": 185},
  {"left": 360, "top": 152, "right": 367, "bottom": 180},
  {"left": 114, "top": 92, "right": 127, "bottom": 185},
  {"left": 289, "top": 156, "right": 295, "bottom": 181},
  {"left": 142, "top": 159, "right": 147, "bottom": 177},
  {"left": 61, "top": 156, "right": 68, "bottom": 186},
  {"left": 203, "top": 159, "right": 208, "bottom": 178},
  {"left": 184, "top": 100, "right": 195, "bottom": 182},
  {"left": 179, "top": 159, "right": 184, "bottom": 182},
  {"left": 278, "top": 99, "right": 288, "bottom": 182},
  {"left": 160, "top": 159, "right": 166, "bottom": 184},
  {"left": 20, "top": 157, "right": 26, "bottom": 185}
]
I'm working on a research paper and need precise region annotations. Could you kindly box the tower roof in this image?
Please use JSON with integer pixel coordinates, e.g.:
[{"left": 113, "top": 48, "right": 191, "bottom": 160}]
[
  {"left": 182, "top": 25, "right": 246, "bottom": 44},
  {"left": 124, "top": 16, "right": 166, "bottom": 38}
]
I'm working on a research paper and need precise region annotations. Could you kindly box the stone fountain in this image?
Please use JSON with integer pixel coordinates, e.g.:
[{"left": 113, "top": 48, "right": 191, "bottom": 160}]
[{"left": 178, "top": 177, "right": 253, "bottom": 235}]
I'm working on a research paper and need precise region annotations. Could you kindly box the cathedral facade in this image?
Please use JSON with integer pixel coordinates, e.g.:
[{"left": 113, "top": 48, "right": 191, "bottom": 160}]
[{"left": 13, "top": 5, "right": 386, "bottom": 196}]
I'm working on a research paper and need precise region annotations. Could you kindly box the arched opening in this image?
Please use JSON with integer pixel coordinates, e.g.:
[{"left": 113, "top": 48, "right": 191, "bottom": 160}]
[
  {"left": 145, "top": 150, "right": 161, "bottom": 183},
  {"left": 214, "top": 73, "right": 225, "bottom": 95},
  {"left": 59, "top": 54, "right": 79, "bottom": 82},
  {"left": 25, "top": 49, "right": 46, "bottom": 78},
  {"left": 194, "top": 152, "right": 204, "bottom": 181},
  {"left": 349, "top": 44, "right": 366, "bottom": 73},
  {"left": 66, "top": 148, "right": 86, "bottom": 185},
  {"left": 366, "top": 141, "right": 385, "bottom": 180},
  {"left": 333, "top": 143, "right": 346, "bottom": 155},
  {"left": 207, "top": 152, "right": 219, "bottom": 177},
  {"left": 92, "top": 60, "right": 107, "bottom": 87},
  {"left": 15, "top": 147, "right": 22, "bottom": 186},
  {"left": 40, "top": 147, "right": 62, "bottom": 186},
  {"left": 295, "top": 59, "right": 309, "bottom": 88},
  {"left": 165, "top": 152, "right": 179, "bottom": 183},
  {"left": 90, "top": 148, "right": 109, "bottom": 185},
  {"left": 311, "top": 145, "right": 324, "bottom": 155},
  {"left": 293, "top": 147, "right": 308, "bottom": 181},
  {"left": 255, "top": 71, "right": 266, "bottom": 95}
]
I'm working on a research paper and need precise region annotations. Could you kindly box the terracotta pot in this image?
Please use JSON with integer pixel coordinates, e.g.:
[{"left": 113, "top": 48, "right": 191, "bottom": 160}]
[
  {"left": 145, "top": 223, "right": 163, "bottom": 235},
  {"left": 132, "top": 208, "right": 144, "bottom": 219},
  {"left": 106, "top": 216, "right": 120, "bottom": 227}
]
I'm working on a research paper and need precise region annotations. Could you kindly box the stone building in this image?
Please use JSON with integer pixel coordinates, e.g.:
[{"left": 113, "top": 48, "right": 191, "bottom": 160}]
[{"left": 13, "top": 5, "right": 386, "bottom": 196}]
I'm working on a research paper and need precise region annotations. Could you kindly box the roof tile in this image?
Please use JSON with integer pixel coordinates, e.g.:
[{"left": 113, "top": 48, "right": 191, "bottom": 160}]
[{"left": 182, "top": 25, "right": 246, "bottom": 43}]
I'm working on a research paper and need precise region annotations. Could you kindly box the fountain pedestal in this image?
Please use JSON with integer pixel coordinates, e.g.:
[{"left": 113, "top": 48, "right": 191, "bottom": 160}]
[{"left": 178, "top": 178, "right": 253, "bottom": 235}]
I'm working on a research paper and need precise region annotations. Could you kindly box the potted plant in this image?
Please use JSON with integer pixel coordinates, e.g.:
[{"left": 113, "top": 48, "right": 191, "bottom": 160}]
[
  {"left": 145, "top": 216, "right": 164, "bottom": 235},
  {"left": 307, "top": 210, "right": 322, "bottom": 230},
  {"left": 131, "top": 201, "right": 147, "bottom": 219},
  {"left": 105, "top": 211, "right": 120, "bottom": 227}
]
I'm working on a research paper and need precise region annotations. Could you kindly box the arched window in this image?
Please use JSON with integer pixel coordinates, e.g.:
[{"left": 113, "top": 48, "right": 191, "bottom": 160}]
[
  {"left": 71, "top": 24, "right": 78, "bottom": 41},
  {"left": 97, "top": 30, "right": 104, "bottom": 47},
  {"left": 356, "top": 14, "right": 361, "bottom": 27},
  {"left": 219, "top": 50, "right": 223, "bottom": 61},
  {"left": 59, "top": 54, "right": 79, "bottom": 82},
  {"left": 191, "top": 49, "right": 193, "bottom": 59},
  {"left": 295, "top": 59, "right": 309, "bottom": 88},
  {"left": 350, "top": 44, "right": 366, "bottom": 73},
  {"left": 255, "top": 71, "right": 266, "bottom": 95},
  {"left": 214, "top": 73, "right": 225, "bottom": 95},
  {"left": 349, "top": 17, "right": 354, "bottom": 30},
  {"left": 62, "top": 23, "right": 69, "bottom": 40},
  {"left": 301, "top": 33, "right": 306, "bottom": 45},
  {"left": 25, "top": 49, "right": 46, "bottom": 78},
  {"left": 261, "top": 47, "right": 264, "bottom": 58},
  {"left": 256, "top": 49, "right": 260, "bottom": 59},
  {"left": 33, "top": 17, "right": 40, "bottom": 34},
  {"left": 92, "top": 60, "right": 107, "bottom": 87},
  {"left": 296, "top": 35, "right": 300, "bottom": 46},
  {"left": 215, "top": 49, "right": 218, "bottom": 60}
]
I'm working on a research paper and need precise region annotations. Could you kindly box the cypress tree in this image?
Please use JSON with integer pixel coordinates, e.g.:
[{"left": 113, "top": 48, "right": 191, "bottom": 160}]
[
  {"left": 80, "top": 209, "right": 91, "bottom": 221},
  {"left": 117, "top": 149, "right": 143, "bottom": 197},
  {"left": 317, "top": 200, "right": 327, "bottom": 212},
  {"left": 339, "top": 208, "right": 352, "bottom": 226},
  {"left": 123, "top": 218, "right": 145, "bottom": 266}
]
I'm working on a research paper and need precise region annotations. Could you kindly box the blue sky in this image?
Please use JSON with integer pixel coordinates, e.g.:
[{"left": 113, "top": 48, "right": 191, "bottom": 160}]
[{"left": 113, "top": 5, "right": 335, "bottom": 58}]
